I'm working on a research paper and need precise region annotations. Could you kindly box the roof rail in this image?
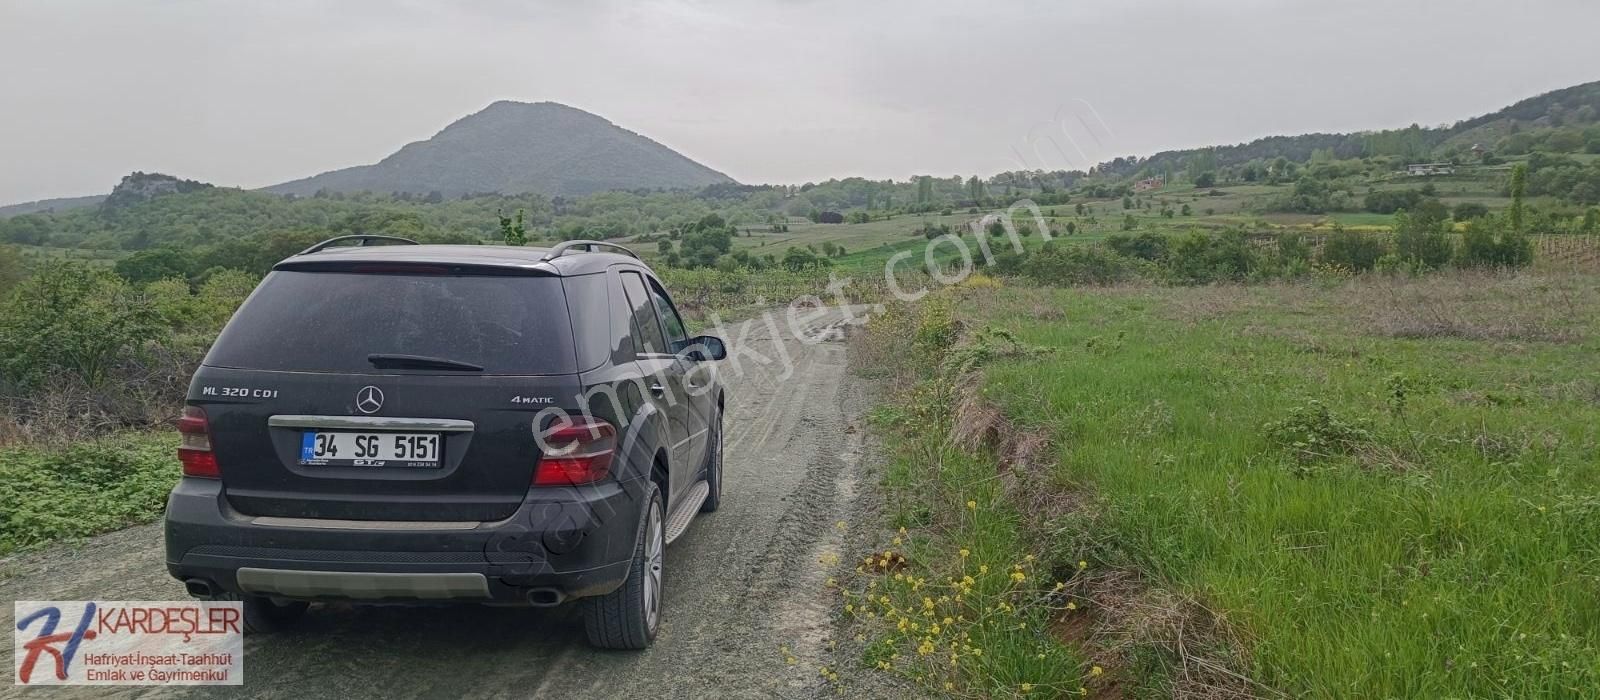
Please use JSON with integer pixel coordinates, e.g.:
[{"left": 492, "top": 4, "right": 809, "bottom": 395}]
[
  {"left": 297, "top": 235, "right": 420, "bottom": 256},
  {"left": 539, "top": 239, "right": 639, "bottom": 262}
]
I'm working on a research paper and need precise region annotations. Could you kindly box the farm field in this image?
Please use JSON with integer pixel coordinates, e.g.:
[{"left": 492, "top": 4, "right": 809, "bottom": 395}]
[{"left": 865, "top": 271, "right": 1600, "bottom": 696}]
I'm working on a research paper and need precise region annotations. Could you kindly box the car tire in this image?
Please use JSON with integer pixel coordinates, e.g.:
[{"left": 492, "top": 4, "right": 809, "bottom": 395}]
[
  {"left": 211, "top": 592, "right": 309, "bottom": 634},
  {"left": 699, "top": 411, "right": 723, "bottom": 514},
  {"left": 583, "top": 481, "right": 664, "bottom": 650}
]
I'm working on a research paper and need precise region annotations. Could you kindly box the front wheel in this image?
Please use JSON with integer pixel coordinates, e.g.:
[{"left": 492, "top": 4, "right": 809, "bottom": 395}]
[
  {"left": 583, "top": 481, "right": 664, "bottom": 649},
  {"left": 700, "top": 411, "right": 723, "bottom": 513}
]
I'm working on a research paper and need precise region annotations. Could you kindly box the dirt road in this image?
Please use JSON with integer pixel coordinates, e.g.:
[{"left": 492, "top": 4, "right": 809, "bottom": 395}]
[{"left": 1, "top": 306, "right": 875, "bottom": 699}]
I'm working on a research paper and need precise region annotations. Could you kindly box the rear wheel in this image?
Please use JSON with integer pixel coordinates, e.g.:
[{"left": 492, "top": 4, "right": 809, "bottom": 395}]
[
  {"left": 211, "top": 592, "right": 309, "bottom": 633},
  {"left": 700, "top": 410, "right": 723, "bottom": 513},
  {"left": 584, "top": 481, "right": 664, "bottom": 649}
]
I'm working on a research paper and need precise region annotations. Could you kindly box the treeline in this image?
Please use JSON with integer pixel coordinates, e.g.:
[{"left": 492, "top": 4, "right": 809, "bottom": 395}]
[
  {"left": 1104, "top": 80, "right": 1600, "bottom": 182},
  {"left": 993, "top": 208, "right": 1534, "bottom": 287}
]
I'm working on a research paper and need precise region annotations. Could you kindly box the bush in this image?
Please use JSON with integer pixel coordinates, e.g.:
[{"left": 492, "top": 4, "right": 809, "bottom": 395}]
[
  {"left": 1364, "top": 189, "right": 1428, "bottom": 214},
  {"left": 1393, "top": 209, "right": 1454, "bottom": 269},
  {"left": 1105, "top": 231, "right": 1169, "bottom": 261},
  {"left": 1319, "top": 228, "right": 1388, "bottom": 272},
  {"left": 0, "top": 436, "right": 176, "bottom": 553},
  {"left": 1452, "top": 202, "right": 1491, "bottom": 221},
  {"left": 1162, "top": 231, "right": 1260, "bottom": 284},
  {"left": 1263, "top": 400, "right": 1374, "bottom": 466},
  {"left": 1458, "top": 214, "right": 1533, "bottom": 269},
  {"left": 1018, "top": 242, "right": 1135, "bottom": 286},
  {"left": 0, "top": 262, "right": 160, "bottom": 387}
]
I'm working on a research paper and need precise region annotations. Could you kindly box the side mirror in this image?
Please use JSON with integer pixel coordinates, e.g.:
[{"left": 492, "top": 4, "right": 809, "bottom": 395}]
[{"left": 685, "top": 335, "right": 727, "bottom": 361}]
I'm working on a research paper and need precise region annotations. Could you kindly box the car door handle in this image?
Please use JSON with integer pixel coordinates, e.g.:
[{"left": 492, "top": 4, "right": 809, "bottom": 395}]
[{"left": 649, "top": 383, "right": 666, "bottom": 397}]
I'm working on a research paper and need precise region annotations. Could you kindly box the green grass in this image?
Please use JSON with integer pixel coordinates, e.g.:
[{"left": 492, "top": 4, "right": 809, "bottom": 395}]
[
  {"left": 963, "top": 274, "right": 1600, "bottom": 697},
  {"left": 837, "top": 297, "right": 1086, "bottom": 697}
]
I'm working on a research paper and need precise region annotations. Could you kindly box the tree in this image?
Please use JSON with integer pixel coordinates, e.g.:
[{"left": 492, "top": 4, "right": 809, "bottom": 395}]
[
  {"left": 0, "top": 244, "right": 22, "bottom": 294},
  {"left": 0, "top": 262, "right": 159, "bottom": 387},
  {"left": 1509, "top": 163, "right": 1527, "bottom": 233},
  {"left": 1193, "top": 172, "right": 1216, "bottom": 188},
  {"left": 114, "top": 248, "right": 195, "bottom": 285},
  {"left": 497, "top": 209, "right": 528, "bottom": 246}
]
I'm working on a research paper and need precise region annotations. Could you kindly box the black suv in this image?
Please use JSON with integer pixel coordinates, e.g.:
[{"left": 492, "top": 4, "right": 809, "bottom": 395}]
[{"left": 164, "top": 236, "right": 727, "bottom": 650}]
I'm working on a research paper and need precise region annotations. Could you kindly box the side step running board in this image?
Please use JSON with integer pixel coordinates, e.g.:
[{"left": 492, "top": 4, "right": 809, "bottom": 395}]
[{"left": 663, "top": 480, "right": 709, "bottom": 545}]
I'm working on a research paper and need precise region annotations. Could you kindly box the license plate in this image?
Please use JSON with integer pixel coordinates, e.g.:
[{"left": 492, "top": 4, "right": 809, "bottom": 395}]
[{"left": 299, "top": 431, "right": 442, "bottom": 468}]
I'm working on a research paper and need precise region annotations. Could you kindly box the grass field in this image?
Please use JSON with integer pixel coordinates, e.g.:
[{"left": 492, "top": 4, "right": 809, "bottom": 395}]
[{"left": 899, "top": 272, "right": 1600, "bottom": 696}]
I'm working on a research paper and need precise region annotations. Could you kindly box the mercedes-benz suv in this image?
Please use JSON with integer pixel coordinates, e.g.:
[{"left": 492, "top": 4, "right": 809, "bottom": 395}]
[{"left": 164, "top": 236, "right": 727, "bottom": 650}]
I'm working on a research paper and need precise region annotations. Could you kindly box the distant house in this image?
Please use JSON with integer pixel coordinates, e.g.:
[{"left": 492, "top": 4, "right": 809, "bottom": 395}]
[
  {"left": 1406, "top": 163, "right": 1455, "bottom": 176},
  {"left": 1133, "top": 175, "right": 1165, "bottom": 192}
]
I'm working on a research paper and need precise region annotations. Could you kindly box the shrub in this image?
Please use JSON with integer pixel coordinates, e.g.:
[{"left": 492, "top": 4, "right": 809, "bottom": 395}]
[
  {"left": 1458, "top": 214, "right": 1533, "bottom": 269},
  {"left": 1452, "top": 202, "right": 1491, "bottom": 221},
  {"left": 1393, "top": 209, "right": 1454, "bottom": 269},
  {"left": 0, "top": 436, "right": 176, "bottom": 553},
  {"left": 1364, "top": 189, "right": 1427, "bottom": 214},
  {"left": 1105, "top": 231, "right": 1169, "bottom": 261},
  {"left": 1319, "top": 228, "right": 1388, "bottom": 272},
  {"left": 1162, "top": 230, "right": 1260, "bottom": 284},
  {"left": 0, "top": 262, "right": 160, "bottom": 387},
  {"left": 1019, "top": 242, "right": 1135, "bottom": 286},
  {"left": 1263, "top": 400, "right": 1374, "bottom": 466}
]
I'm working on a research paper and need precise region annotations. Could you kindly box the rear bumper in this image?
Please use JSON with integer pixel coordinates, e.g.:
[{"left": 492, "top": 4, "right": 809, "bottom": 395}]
[{"left": 164, "top": 476, "right": 646, "bottom": 605}]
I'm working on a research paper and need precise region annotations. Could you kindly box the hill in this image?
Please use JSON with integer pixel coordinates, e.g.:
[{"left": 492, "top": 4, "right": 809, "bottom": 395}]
[
  {"left": 0, "top": 193, "right": 106, "bottom": 218},
  {"left": 265, "top": 101, "right": 735, "bottom": 198},
  {"left": 1097, "top": 80, "right": 1600, "bottom": 179}
]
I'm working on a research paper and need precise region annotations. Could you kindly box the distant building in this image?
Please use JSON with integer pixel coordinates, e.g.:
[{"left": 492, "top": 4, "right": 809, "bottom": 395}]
[
  {"left": 1133, "top": 175, "right": 1166, "bottom": 192},
  {"left": 1406, "top": 163, "right": 1455, "bottom": 176}
]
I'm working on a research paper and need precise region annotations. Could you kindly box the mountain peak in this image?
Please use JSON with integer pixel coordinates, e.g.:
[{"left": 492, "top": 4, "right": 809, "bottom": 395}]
[{"left": 266, "top": 102, "right": 733, "bottom": 198}]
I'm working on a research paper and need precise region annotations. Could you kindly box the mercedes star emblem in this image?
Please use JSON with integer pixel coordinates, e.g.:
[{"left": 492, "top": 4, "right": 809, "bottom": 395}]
[{"left": 356, "top": 386, "right": 385, "bottom": 414}]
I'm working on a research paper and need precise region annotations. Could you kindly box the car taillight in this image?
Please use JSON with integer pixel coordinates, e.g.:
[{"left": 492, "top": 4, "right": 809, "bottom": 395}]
[
  {"left": 533, "top": 418, "right": 616, "bottom": 486},
  {"left": 177, "top": 406, "right": 220, "bottom": 478}
]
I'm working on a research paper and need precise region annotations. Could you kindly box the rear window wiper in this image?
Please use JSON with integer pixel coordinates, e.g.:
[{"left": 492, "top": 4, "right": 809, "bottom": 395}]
[{"left": 367, "top": 353, "right": 484, "bottom": 372}]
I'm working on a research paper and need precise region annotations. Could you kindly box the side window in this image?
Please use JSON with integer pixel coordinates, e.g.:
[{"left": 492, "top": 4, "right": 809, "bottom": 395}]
[
  {"left": 620, "top": 271, "right": 667, "bottom": 355},
  {"left": 647, "top": 278, "right": 688, "bottom": 351}
]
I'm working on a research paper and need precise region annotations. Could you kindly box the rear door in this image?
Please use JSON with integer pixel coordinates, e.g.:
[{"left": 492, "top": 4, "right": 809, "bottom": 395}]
[
  {"left": 645, "top": 275, "right": 713, "bottom": 473},
  {"left": 193, "top": 267, "right": 582, "bottom": 522},
  {"left": 617, "top": 269, "right": 693, "bottom": 506}
]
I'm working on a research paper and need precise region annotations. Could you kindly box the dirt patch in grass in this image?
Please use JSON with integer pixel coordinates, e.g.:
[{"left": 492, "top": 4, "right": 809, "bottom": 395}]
[{"left": 1051, "top": 569, "right": 1268, "bottom": 700}]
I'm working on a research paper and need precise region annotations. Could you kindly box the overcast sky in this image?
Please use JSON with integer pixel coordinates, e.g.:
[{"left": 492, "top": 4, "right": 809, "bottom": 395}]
[{"left": 2, "top": 0, "right": 1597, "bottom": 204}]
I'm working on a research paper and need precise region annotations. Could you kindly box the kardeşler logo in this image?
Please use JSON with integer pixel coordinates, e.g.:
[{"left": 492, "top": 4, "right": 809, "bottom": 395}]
[{"left": 13, "top": 601, "right": 242, "bottom": 686}]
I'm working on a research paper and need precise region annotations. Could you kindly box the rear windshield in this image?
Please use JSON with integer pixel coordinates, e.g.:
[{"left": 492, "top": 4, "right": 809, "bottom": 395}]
[{"left": 206, "top": 270, "right": 577, "bottom": 375}]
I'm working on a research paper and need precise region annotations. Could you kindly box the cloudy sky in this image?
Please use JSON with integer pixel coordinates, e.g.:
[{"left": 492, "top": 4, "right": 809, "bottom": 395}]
[{"left": 2, "top": 0, "right": 1597, "bottom": 204}]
